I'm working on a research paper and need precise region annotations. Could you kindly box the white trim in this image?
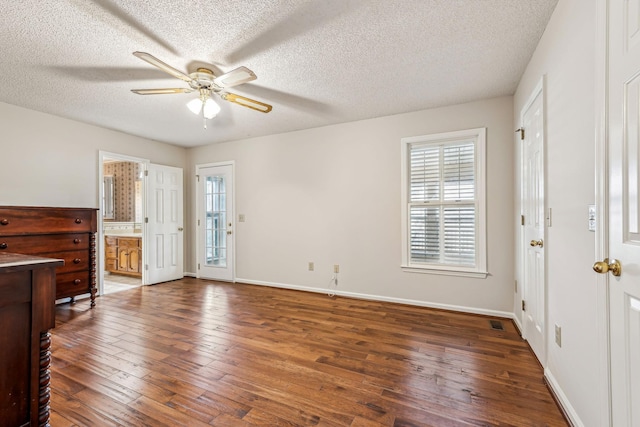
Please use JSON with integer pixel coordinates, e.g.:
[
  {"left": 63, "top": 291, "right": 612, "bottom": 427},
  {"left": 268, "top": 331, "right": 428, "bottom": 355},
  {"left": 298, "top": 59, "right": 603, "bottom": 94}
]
[
  {"left": 400, "top": 127, "right": 487, "bottom": 275},
  {"left": 400, "top": 265, "right": 488, "bottom": 278},
  {"left": 195, "top": 161, "right": 236, "bottom": 282},
  {"left": 545, "top": 368, "right": 585, "bottom": 427},
  {"left": 594, "top": 0, "right": 612, "bottom": 424},
  {"left": 512, "top": 313, "right": 524, "bottom": 336},
  {"left": 235, "top": 277, "right": 513, "bottom": 319},
  {"left": 97, "top": 151, "right": 149, "bottom": 295}
]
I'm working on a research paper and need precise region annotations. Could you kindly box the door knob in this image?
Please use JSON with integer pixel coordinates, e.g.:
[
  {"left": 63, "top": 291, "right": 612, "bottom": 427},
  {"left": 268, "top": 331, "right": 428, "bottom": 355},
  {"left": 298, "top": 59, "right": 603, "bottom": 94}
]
[
  {"left": 593, "top": 258, "right": 621, "bottom": 277},
  {"left": 529, "top": 239, "right": 544, "bottom": 248},
  {"left": 178, "top": 227, "right": 184, "bottom": 231},
  {"left": 227, "top": 230, "right": 232, "bottom": 235}
]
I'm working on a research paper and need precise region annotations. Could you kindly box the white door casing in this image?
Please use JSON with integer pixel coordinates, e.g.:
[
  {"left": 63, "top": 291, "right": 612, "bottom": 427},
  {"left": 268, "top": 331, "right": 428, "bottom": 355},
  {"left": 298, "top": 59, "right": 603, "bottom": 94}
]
[
  {"left": 521, "top": 80, "right": 546, "bottom": 365},
  {"left": 607, "top": 0, "right": 640, "bottom": 424},
  {"left": 197, "top": 163, "right": 234, "bottom": 282},
  {"left": 97, "top": 151, "right": 149, "bottom": 294},
  {"left": 147, "top": 164, "right": 184, "bottom": 284}
]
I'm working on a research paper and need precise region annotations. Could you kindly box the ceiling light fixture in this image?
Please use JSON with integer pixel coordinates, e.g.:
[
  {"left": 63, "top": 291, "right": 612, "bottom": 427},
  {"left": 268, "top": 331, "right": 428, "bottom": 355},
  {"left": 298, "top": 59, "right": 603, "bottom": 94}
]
[{"left": 187, "top": 88, "right": 221, "bottom": 129}]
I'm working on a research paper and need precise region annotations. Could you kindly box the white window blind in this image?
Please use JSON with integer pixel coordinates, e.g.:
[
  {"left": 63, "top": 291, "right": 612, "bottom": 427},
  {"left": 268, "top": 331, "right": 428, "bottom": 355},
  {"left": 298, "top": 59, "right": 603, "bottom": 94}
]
[{"left": 401, "top": 128, "right": 486, "bottom": 276}]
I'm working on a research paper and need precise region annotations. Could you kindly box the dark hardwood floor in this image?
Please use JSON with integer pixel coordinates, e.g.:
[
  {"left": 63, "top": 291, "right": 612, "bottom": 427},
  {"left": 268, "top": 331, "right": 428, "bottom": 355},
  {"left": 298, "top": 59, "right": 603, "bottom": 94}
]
[{"left": 49, "top": 278, "right": 568, "bottom": 426}]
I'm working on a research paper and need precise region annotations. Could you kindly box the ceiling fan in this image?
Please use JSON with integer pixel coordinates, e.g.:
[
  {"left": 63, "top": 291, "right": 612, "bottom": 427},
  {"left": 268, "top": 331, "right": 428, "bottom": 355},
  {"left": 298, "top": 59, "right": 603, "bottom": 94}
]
[{"left": 131, "top": 51, "right": 272, "bottom": 128}]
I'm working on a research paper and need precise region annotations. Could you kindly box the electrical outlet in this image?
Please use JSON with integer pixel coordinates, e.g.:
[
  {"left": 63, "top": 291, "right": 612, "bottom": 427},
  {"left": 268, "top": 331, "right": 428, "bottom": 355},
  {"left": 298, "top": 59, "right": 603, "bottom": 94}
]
[
  {"left": 238, "top": 214, "right": 246, "bottom": 222},
  {"left": 308, "top": 262, "right": 314, "bottom": 271},
  {"left": 334, "top": 264, "right": 340, "bottom": 274},
  {"left": 555, "top": 324, "right": 562, "bottom": 347}
]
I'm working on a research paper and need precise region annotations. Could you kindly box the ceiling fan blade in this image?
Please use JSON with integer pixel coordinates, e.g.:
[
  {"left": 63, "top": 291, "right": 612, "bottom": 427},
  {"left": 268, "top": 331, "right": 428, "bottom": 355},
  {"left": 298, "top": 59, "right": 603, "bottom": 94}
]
[
  {"left": 132, "top": 51, "right": 193, "bottom": 83},
  {"left": 221, "top": 92, "right": 272, "bottom": 113},
  {"left": 213, "top": 66, "right": 257, "bottom": 88},
  {"left": 131, "top": 88, "right": 194, "bottom": 95}
]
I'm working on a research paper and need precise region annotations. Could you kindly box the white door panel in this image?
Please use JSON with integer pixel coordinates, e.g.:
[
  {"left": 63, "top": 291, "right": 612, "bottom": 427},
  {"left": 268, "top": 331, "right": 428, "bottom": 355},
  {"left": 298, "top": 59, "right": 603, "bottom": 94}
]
[
  {"left": 147, "top": 164, "right": 184, "bottom": 284},
  {"left": 608, "top": 0, "right": 640, "bottom": 424},
  {"left": 522, "top": 83, "right": 546, "bottom": 364}
]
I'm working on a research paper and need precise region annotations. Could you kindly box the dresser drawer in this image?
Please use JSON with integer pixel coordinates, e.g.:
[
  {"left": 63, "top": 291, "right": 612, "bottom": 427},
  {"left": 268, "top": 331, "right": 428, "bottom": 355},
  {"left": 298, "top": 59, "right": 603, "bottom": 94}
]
[
  {"left": 48, "top": 250, "right": 90, "bottom": 274},
  {"left": 0, "top": 233, "right": 89, "bottom": 254},
  {"left": 0, "top": 207, "right": 96, "bottom": 235},
  {"left": 56, "top": 271, "right": 90, "bottom": 298}
]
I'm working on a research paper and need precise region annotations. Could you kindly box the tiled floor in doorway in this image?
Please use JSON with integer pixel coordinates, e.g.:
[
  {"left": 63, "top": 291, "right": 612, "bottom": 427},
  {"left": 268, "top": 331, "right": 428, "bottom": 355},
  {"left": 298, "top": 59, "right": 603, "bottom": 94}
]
[{"left": 103, "top": 273, "right": 142, "bottom": 295}]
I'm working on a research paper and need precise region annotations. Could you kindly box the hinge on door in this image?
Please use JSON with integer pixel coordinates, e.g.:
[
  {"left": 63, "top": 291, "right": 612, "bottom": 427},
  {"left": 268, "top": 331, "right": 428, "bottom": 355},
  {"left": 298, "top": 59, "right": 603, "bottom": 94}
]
[
  {"left": 516, "top": 128, "right": 525, "bottom": 140},
  {"left": 198, "top": 263, "right": 201, "bottom": 270},
  {"left": 145, "top": 264, "right": 148, "bottom": 271},
  {"left": 144, "top": 170, "right": 148, "bottom": 177},
  {"left": 521, "top": 215, "right": 525, "bottom": 226},
  {"left": 145, "top": 217, "right": 148, "bottom": 223},
  {"left": 197, "top": 219, "right": 200, "bottom": 226},
  {"left": 522, "top": 300, "right": 526, "bottom": 311},
  {"left": 196, "top": 174, "right": 200, "bottom": 182}
]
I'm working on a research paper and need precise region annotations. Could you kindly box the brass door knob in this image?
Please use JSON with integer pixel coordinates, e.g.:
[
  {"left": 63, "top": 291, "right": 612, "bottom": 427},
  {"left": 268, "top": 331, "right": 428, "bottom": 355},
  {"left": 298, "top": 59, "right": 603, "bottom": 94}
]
[
  {"left": 227, "top": 230, "right": 232, "bottom": 235},
  {"left": 593, "top": 258, "right": 621, "bottom": 277},
  {"left": 530, "top": 239, "right": 544, "bottom": 248}
]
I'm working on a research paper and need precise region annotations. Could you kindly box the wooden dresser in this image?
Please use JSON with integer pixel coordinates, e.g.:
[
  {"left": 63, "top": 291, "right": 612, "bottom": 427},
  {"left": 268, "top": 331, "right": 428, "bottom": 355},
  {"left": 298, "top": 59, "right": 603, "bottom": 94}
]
[
  {"left": 0, "top": 252, "right": 63, "bottom": 426},
  {"left": 0, "top": 206, "right": 98, "bottom": 307}
]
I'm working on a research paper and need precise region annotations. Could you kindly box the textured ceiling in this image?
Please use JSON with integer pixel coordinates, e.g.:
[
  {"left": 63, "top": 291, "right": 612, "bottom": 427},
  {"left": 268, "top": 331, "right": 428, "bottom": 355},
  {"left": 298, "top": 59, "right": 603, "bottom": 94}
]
[{"left": 0, "top": 0, "right": 557, "bottom": 148}]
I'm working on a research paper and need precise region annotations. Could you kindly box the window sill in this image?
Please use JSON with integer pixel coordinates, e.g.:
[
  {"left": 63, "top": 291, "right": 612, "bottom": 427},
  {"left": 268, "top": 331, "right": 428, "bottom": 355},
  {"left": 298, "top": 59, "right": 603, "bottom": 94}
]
[{"left": 401, "top": 265, "right": 488, "bottom": 279}]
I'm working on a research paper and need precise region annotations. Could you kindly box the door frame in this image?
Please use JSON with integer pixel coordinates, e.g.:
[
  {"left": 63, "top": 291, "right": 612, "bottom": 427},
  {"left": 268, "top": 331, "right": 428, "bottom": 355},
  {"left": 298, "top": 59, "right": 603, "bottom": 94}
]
[
  {"left": 97, "top": 151, "right": 150, "bottom": 293},
  {"left": 195, "top": 161, "right": 236, "bottom": 282},
  {"left": 518, "top": 76, "right": 547, "bottom": 364},
  {"left": 594, "top": 0, "right": 612, "bottom": 424}
]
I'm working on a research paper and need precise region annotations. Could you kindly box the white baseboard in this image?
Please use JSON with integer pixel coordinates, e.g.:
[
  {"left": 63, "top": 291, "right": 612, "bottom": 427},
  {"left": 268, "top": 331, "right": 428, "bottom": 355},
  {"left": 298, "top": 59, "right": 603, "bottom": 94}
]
[
  {"left": 512, "top": 314, "right": 524, "bottom": 337},
  {"left": 235, "top": 277, "right": 513, "bottom": 319},
  {"left": 544, "top": 369, "right": 583, "bottom": 427},
  {"left": 183, "top": 272, "right": 197, "bottom": 278}
]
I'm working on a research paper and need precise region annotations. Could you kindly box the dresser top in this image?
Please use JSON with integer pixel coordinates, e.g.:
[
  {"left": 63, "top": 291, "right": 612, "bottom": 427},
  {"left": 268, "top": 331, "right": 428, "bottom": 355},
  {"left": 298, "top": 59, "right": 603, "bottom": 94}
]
[{"left": 0, "top": 252, "right": 64, "bottom": 270}]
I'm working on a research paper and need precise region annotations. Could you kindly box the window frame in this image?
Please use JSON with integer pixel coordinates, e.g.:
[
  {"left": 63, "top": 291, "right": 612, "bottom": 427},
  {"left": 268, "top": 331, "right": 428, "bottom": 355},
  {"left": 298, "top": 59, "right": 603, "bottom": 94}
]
[{"left": 400, "top": 128, "right": 487, "bottom": 278}]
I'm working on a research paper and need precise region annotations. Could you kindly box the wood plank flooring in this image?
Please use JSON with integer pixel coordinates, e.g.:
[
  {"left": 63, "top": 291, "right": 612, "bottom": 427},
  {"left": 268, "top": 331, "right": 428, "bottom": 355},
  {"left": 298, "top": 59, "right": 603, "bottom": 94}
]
[{"left": 49, "top": 278, "right": 568, "bottom": 426}]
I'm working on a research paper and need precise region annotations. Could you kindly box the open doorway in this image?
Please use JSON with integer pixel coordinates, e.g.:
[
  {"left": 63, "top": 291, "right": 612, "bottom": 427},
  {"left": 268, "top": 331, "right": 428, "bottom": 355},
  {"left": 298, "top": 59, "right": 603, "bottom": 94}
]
[{"left": 99, "top": 152, "right": 148, "bottom": 295}]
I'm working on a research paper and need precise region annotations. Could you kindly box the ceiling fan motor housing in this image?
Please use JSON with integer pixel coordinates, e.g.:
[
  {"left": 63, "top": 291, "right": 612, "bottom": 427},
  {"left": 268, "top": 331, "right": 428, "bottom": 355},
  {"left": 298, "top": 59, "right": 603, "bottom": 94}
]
[{"left": 189, "top": 68, "right": 220, "bottom": 91}]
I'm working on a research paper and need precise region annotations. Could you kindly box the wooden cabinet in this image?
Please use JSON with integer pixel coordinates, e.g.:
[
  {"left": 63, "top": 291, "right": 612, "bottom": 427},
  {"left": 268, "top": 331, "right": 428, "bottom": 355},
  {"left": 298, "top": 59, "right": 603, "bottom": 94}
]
[
  {"left": 0, "top": 252, "right": 63, "bottom": 426},
  {"left": 105, "top": 236, "right": 141, "bottom": 277},
  {"left": 0, "top": 206, "right": 98, "bottom": 307}
]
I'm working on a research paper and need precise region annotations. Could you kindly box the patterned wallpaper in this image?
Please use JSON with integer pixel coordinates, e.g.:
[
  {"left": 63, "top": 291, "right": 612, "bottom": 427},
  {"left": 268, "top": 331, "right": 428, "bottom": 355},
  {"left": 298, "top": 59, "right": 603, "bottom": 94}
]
[{"left": 104, "top": 161, "right": 141, "bottom": 222}]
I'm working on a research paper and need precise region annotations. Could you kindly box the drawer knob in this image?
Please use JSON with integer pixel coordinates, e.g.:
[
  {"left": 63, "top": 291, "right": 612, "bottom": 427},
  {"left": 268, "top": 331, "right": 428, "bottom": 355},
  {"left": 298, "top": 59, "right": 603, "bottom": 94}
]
[
  {"left": 0, "top": 219, "right": 8, "bottom": 226},
  {"left": 0, "top": 242, "right": 6, "bottom": 249},
  {"left": 74, "top": 279, "right": 81, "bottom": 285},
  {"left": 73, "top": 238, "right": 81, "bottom": 244},
  {"left": 75, "top": 218, "right": 82, "bottom": 224},
  {"left": 73, "top": 258, "right": 81, "bottom": 264}
]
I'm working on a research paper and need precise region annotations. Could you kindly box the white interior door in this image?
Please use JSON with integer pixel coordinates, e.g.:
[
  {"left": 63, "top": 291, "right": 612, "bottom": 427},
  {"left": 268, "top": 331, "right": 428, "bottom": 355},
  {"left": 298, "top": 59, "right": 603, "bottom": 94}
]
[
  {"left": 607, "top": 0, "right": 640, "bottom": 424},
  {"left": 197, "top": 164, "right": 234, "bottom": 281},
  {"left": 147, "top": 164, "right": 184, "bottom": 284},
  {"left": 521, "top": 82, "right": 546, "bottom": 364}
]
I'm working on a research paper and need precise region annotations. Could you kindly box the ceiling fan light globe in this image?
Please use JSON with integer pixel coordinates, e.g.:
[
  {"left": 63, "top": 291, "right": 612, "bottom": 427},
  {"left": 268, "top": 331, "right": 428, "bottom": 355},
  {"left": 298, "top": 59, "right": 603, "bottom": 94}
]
[
  {"left": 187, "top": 98, "right": 203, "bottom": 115},
  {"left": 203, "top": 98, "right": 221, "bottom": 119}
]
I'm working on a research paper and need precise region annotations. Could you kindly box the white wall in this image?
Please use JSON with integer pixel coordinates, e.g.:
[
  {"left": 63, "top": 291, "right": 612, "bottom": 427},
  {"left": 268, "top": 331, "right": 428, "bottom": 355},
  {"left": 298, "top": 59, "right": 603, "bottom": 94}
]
[
  {"left": 188, "top": 96, "right": 515, "bottom": 315},
  {"left": 514, "top": 0, "right": 599, "bottom": 425},
  {"left": 0, "top": 102, "right": 187, "bottom": 207}
]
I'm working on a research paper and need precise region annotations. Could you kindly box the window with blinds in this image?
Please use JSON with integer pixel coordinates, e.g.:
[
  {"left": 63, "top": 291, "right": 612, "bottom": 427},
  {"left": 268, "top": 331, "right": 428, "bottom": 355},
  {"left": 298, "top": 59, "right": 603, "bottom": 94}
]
[{"left": 401, "top": 128, "right": 487, "bottom": 276}]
